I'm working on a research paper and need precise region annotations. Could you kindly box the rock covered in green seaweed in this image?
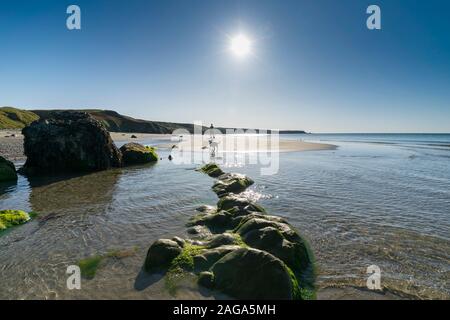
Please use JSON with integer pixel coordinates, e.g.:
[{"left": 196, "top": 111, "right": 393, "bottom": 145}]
[
  {"left": 0, "top": 210, "right": 32, "bottom": 230},
  {"left": 0, "top": 156, "right": 17, "bottom": 182},
  {"left": 143, "top": 163, "right": 315, "bottom": 300},
  {"left": 217, "top": 194, "right": 265, "bottom": 215},
  {"left": 120, "top": 142, "right": 158, "bottom": 165},
  {"left": 197, "top": 163, "right": 224, "bottom": 177},
  {"left": 208, "top": 247, "right": 298, "bottom": 299},
  {"left": 212, "top": 173, "right": 254, "bottom": 197},
  {"left": 144, "top": 239, "right": 183, "bottom": 272},
  {"left": 236, "top": 215, "right": 313, "bottom": 275}
]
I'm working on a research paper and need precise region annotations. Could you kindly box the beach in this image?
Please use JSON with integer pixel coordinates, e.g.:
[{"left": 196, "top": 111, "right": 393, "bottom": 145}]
[{"left": 1, "top": 130, "right": 336, "bottom": 161}]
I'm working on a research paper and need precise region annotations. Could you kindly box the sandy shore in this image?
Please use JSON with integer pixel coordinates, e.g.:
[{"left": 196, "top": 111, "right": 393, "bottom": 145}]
[
  {"left": 0, "top": 130, "right": 26, "bottom": 161},
  {"left": 0, "top": 130, "right": 335, "bottom": 162},
  {"left": 110, "top": 132, "right": 337, "bottom": 153}
]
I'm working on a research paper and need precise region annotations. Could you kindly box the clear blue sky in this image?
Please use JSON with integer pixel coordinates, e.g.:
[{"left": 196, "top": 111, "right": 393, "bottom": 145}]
[{"left": 1, "top": 0, "right": 449, "bottom": 132}]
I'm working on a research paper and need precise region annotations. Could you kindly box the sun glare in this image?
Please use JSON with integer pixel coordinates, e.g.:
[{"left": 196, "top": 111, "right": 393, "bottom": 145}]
[{"left": 230, "top": 34, "right": 252, "bottom": 58}]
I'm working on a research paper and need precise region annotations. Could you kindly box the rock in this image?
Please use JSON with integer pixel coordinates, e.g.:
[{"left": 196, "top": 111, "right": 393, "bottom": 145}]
[
  {"left": 187, "top": 210, "right": 234, "bottom": 233},
  {"left": 171, "top": 236, "right": 185, "bottom": 247},
  {"left": 212, "top": 173, "right": 254, "bottom": 197},
  {"left": 144, "top": 239, "right": 182, "bottom": 272},
  {"left": 205, "top": 233, "right": 240, "bottom": 248},
  {"left": 0, "top": 156, "right": 17, "bottom": 182},
  {"left": 197, "top": 163, "right": 224, "bottom": 177},
  {"left": 21, "top": 111, "right": 122, "bottom": 175},
  {"left": 0, "top": 210, "right": 31, "bottom": 230},
  {"left": 186, "top": 225, "right": 212, "bottom": 238},
  {"left": 198, "top": 271, "right": 214, "bottom": 288},
  {"left": 188, "top": 201, "right": 267, "bottom": 234},
  {"left": 131, "top": 135, "right": 137, "bottom": 138},
  {"left": 119, "top": 143, "right": 158, "bottom": 165},
  {"left": 217, "top": 194, "right": 265, "bottom": 215},
  {"left": 195, "top": 205, "right": 217, "bottom": 214},
  {"left": 193, "top": 245, "right": 242, "bottom": 271},
  {"left": 236, "top": 217, "right": 313, "bottom": 273},
  {"left": 208, "top": 248, "right": 297, "bottom": 299}
]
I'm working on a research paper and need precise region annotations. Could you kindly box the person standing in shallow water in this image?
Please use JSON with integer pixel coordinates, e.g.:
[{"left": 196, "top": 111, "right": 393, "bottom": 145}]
[
  {"left": 210, "top": 123, "right": 215, "bottom": 139},
  {"left": 208, "top": 124, "right": 217, "bottom": 157}
]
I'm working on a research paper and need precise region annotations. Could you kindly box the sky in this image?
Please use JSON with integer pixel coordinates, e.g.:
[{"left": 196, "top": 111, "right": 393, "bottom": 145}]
[{"left": 0, "top": 0, "right": 449, "bottom": 133}]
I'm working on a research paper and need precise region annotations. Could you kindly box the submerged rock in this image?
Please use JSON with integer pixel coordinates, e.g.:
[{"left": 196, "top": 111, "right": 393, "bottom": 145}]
[
  {"left": 212, "top": 173, "right": 254, "bottom": 197},
  {"left": 21, "top": 111, "right": 122, "bottom": 175},
  {"left": 0, "top": 210, "right": 32, "bottom": 230},
  {"left": 119, "top": 143, "right": 158, "bottom": 165},
  {"left": 0, "top": 156, "right": 17, "bottom": 182},
  {"left": 144, "top": 239, "right": 183, "bottom": 272}
]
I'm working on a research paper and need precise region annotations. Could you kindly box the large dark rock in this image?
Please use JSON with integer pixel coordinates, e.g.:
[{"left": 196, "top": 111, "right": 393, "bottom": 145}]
[
  {"left": 0, "top": 156, "right": 17, "bottom": 182},
  {"left": 208, "top": 248, "right": 296, "bottom": 299},
  {"left": 144, "top": 239, "right": 183, "bottom": 272},
  {"left": 21, "top": 111, "right": 122, "bottom": 175},
  {"left": 119, "top": 143, "right": 158, "bottom": 165}
]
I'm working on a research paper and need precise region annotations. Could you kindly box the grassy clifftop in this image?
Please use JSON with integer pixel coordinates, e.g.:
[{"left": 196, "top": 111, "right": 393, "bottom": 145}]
[{"left": 0, "top": 107, "right": 39, "bottom": 129}]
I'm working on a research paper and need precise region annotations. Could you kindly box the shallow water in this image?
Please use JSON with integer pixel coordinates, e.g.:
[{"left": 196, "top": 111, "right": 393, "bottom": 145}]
[{"left": 0, "top": 134, "right": 449, "bottom": 299}]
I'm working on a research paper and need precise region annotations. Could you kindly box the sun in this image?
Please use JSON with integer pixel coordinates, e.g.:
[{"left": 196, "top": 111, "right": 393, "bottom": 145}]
[{"left": 230, "top": 34, "right": 252, "bottom": 58}]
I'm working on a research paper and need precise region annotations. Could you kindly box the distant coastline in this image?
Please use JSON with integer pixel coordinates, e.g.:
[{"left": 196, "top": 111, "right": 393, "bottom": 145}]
[{"left": 0, "top": 107, "right": 307, "bottom": 134}]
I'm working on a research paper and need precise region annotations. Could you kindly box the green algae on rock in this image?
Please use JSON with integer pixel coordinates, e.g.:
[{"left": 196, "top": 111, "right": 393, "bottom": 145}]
[
  {"left": 217, "top": 194, "right": 265, "bottom": 214},
  {"left": 212, "top": 173, "right": 254, "bottom": 197},
  {"left": 0, "top": 210, "right": 31, "bottom": 231},
  {"left": 197, "top": 163, "right": 224, "bottom": 177},
  {"left": 144, "top": 163, "right": 316, "bottom": 300},
  {"left": 120, "top": 142, "right": 158, "bottom": 165},
  {"left": 0, "top": 156, "right": 18, "bottom": 182},
  {"left": 208, "top": 247, "right": 297, "bottom": 299},
  {"left": 78, "top": 255, "right": 103, "bottom": 279},
  {"left": 144, "top": 239, "right": 183, "bottom": 272},
  {"left": 78, "top": 247, "right": 138, "bottom": 279}
]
